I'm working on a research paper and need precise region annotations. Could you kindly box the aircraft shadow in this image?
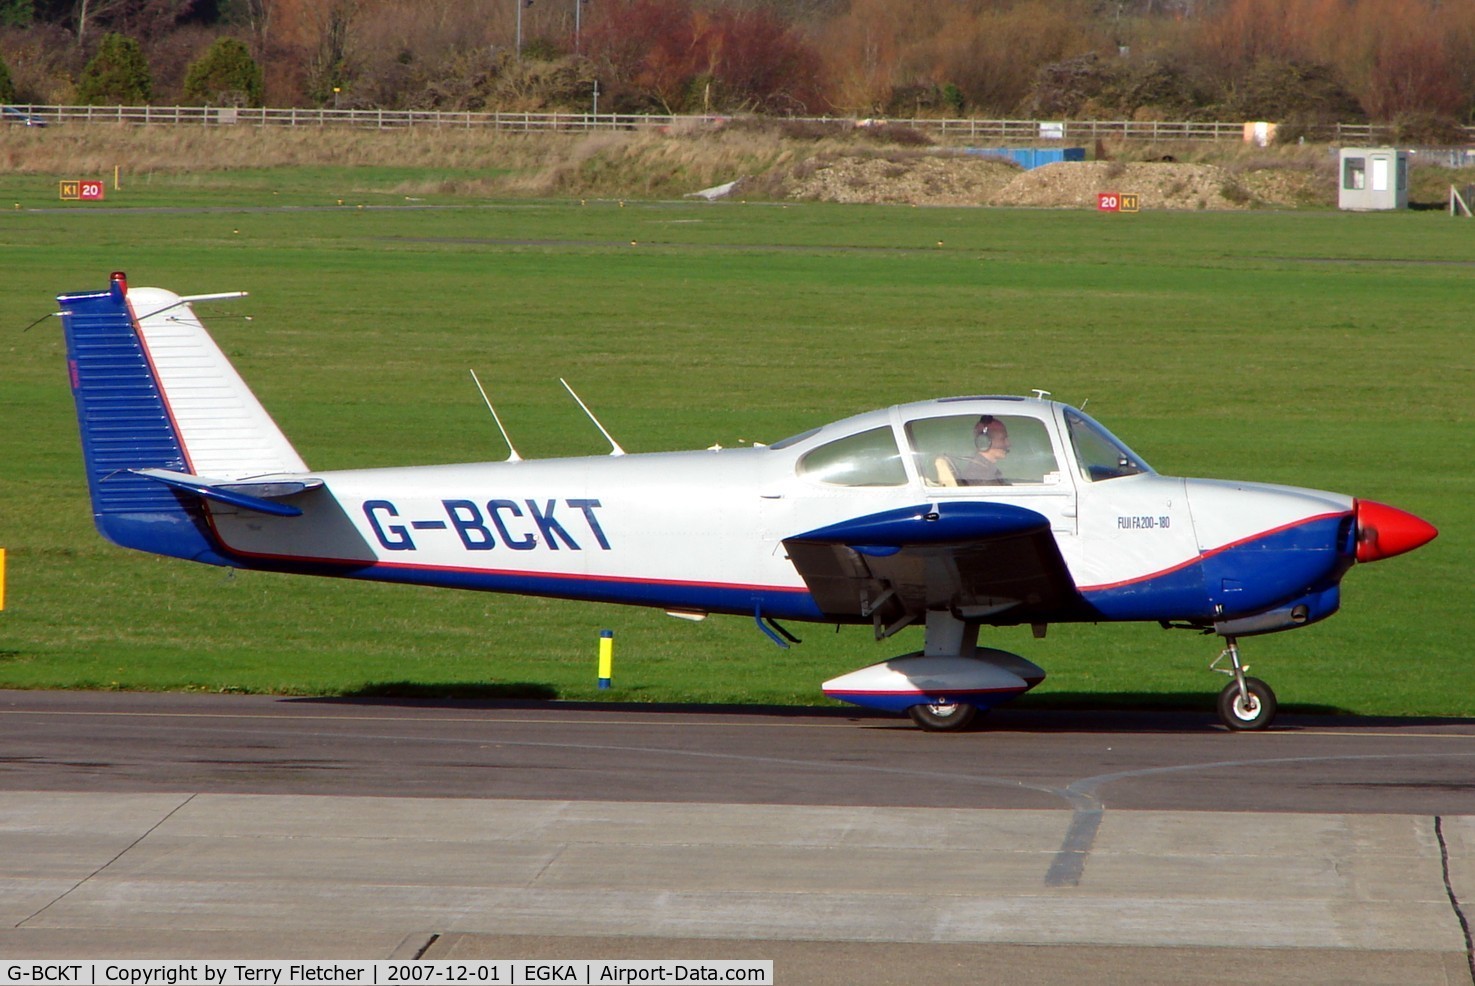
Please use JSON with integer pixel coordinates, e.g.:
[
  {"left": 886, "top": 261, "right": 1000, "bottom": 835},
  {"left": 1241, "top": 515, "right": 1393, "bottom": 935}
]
[
  {"left": 336, "top": 681, "right": 561, "bottom": 701},
  {"left": 287, "top": 689, "right": 1475, "bottom": 734}
]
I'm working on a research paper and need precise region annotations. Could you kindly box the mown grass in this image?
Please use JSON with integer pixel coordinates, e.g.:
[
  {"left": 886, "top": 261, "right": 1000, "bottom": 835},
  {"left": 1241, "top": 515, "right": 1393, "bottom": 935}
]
[{"left": 0, "top": 191, "right": 1470, "bottom": 718}]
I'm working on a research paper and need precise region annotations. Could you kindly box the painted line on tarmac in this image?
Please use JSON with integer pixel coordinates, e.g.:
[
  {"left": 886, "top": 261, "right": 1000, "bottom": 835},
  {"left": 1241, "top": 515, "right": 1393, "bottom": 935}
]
[{"left": 1045, "top": 749, "right": 1475, "bottom": 887}]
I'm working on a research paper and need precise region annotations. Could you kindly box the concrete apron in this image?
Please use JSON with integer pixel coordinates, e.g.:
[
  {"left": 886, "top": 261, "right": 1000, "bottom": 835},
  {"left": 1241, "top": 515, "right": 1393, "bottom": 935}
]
[{"left": 1, "top": 793, "right": 1471, "bottom": 984}]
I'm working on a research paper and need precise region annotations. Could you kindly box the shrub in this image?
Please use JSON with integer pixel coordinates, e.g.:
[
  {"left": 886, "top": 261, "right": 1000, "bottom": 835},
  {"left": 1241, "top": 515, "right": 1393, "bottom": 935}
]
[
  {"left": 1391, "top": 111, "right": 1470, "bottom": 146},
  {"left": 0, "top": 52, "right": 13, "bottom": 103},
  {"left": 1024, "top": 52, "right": 1109, "bottom": 118},
  {"left": 76, "top": 32, "right": 152, "bottom": 105},
  {"left": 858, "top": 124, "right": 932, "bottom": 147},
  {"left": 183, "top": 38, "right": 264, "bottom": 107},
  {"left": 1223, "top": 59, "right": 1363, "bottom": 124},
  {"left": 1219, "top": 179, "right": 1252, "bottom": 205}
]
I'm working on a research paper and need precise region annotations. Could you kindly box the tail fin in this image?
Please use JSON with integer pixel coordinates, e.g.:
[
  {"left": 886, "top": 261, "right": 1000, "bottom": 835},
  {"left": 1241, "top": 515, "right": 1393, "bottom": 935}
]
[{"left": 58, "top": 272, "right": 308, "bottom": 562}]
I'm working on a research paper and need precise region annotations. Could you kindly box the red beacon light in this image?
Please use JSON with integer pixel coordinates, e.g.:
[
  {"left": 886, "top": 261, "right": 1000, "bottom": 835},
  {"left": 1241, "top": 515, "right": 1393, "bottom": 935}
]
[{"left": 109, "top": 271, "right": 128, "bottom": 297}]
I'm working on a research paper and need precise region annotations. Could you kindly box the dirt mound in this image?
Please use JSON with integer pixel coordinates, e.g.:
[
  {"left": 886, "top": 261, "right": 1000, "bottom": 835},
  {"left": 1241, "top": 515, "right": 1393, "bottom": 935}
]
[
  {"left": 772, "top": 152, "right": 1328, "bottom": 210},
  {"left": 776, "top": 152, "right": 1022, "bottom": 205},
  {"left": 993, "top": 160, "right": 1243, "bottom": 209}
]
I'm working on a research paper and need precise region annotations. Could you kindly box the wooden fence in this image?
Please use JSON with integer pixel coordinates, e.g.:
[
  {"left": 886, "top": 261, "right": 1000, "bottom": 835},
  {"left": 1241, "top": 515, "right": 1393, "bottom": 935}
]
[{"left": 7, "top": 104, "right": 1464, "bottom": 144}]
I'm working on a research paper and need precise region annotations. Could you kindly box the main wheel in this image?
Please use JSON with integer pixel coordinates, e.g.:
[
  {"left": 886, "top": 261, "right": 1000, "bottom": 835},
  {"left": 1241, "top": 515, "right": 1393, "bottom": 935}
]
[
  {"left": 1217, "top": 677, "right": 1277, "bottom": 731},
  {"left": 907, "top": 701, "right": 977, "bottom": 732}
]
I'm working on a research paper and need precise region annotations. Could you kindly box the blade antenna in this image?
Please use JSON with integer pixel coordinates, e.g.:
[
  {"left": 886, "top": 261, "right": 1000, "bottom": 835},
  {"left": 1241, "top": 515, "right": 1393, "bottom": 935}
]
[
  {"left": 469, "top": 370, "right": 523, "bottom": 462},
  {"left": 559, "top": 378, "right": 626, "bottom": 456}
]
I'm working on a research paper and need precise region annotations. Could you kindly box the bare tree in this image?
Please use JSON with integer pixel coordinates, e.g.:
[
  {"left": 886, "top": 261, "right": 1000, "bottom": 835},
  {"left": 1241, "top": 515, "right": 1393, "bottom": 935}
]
[
  {"left": 237, "top": 0, "right": 274, "bottom": 57},
  {"left": 74, "top": 0, "right": 131, "bottom": 47},
  {"left": 73, "top": 0, "right": 192, "bottom": 48}
]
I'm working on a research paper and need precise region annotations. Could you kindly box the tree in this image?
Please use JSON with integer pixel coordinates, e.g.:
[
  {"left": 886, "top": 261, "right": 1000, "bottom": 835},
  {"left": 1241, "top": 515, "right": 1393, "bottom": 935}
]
[
  {"left": 0, "top": 52, "right": 13, "bottom": 101},
  {"left": 183, "top": 36, "right": 263, "bottom": 104},
  {"left": 582, "top": 0, "right": 822, "bottom": 114},
  {"left": 1024, "top": 52, "right": 1111, "bottom": 117},
  {"left": 932, "top": 2, "right": 1106, "bottom": 117},
  {"left": 75, "top": 30, "right": 152, "bottom": 102},
  {"left": 71, "top": 0, "right": 136, "bottom": 48},
  {"left": 1222, "top": 59, "right": 1362, "bottom": 123},
  {"left": 692, "top": 5, "right": 825, "bottom": 113},
  {"left": 1, "top": 0, "right": 33, "bottom": 27},
  {"left": 582, "top": 0, "right": 698, "bottom": 113},
  {"left": 303, "top": 0, "right": 359, "bottom": 106},
  {"left": 228, "top": 0, "right": 273, "bottom": 55}
]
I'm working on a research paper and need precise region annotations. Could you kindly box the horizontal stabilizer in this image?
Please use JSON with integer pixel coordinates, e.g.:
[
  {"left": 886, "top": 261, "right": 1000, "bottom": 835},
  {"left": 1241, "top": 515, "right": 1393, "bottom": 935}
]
[{"left": 130, "top": 468, "right": 322, "bottom": 517}]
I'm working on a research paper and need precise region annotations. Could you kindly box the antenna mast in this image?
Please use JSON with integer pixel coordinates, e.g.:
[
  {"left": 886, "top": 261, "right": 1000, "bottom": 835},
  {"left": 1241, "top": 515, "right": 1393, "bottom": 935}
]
[
  {"left": 469, "top": 370, "right": 522, "bottom": 462},
  {"left": 560, "top": 378, "right": 626, "bottom": 456}
]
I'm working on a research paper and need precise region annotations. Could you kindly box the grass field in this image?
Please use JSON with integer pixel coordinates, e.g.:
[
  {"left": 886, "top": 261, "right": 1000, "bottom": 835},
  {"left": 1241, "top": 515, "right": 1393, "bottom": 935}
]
[{"left": 1, "top": 184, "right": 1470, "bottom": 718}]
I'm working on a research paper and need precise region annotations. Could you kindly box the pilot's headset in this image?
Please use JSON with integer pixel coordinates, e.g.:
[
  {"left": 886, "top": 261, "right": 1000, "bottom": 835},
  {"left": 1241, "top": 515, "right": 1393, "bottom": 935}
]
[{"left": 974, "top": 415, "right": 1000, "bottom": 451}]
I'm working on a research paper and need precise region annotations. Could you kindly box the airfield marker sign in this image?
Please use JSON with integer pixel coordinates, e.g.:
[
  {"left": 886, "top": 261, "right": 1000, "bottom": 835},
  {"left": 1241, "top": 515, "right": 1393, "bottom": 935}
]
[
  {"left": 58, "top": 180, "right": 106, "bottom": 201},
  {"left": 1098, "top": 192, "right": 1139, "bottom": 213}
]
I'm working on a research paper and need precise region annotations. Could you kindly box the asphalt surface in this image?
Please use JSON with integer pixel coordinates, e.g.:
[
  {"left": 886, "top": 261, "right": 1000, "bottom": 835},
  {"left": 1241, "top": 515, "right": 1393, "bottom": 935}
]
[
  {"left": 3, "top": 690, "right": 1475, "bottom": 983},
  {"left": 4, "top": 689, "right": 1475, "bottom": 812}
]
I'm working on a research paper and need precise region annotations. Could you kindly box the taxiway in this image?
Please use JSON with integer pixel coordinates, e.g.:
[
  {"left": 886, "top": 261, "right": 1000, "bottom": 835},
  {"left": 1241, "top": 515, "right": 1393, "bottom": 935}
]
[{"left": 2, "top": 690, "right": 1473, "bottom": 983}]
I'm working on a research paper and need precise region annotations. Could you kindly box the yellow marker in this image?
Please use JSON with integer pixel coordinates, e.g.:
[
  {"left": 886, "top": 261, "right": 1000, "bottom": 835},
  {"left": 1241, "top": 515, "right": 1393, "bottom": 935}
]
[
  {"left": 598, "top": 629, "right": 613, "bottom": 689},
  {"left": 1, "top": 548, "right": 7, "bottom": 611}
]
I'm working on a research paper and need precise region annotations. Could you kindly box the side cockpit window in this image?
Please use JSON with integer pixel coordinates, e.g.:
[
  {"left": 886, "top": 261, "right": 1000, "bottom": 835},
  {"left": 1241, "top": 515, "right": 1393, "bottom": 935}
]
[
  {"left": 796, "top": 426, "right": 907, "bottom": 487},
  {"left": 905, "top": 413, "right": 1062, "bottom": 487}
]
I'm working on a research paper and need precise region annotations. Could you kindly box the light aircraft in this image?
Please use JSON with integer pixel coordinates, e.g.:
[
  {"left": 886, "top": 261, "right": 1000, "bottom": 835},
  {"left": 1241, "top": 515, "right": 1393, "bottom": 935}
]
[{"left": 57, "top": 273, "right": 1438, "bottom": 731}]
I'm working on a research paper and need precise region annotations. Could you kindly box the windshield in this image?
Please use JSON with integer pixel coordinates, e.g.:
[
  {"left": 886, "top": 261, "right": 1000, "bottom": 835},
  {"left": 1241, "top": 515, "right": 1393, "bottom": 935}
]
[{"left": 1064, "top": 408, "right": 1152, "bottom": 482}]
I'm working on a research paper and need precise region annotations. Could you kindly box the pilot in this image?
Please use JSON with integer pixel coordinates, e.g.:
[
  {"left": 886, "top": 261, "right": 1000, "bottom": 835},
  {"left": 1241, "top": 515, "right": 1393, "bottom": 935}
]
[{"left": 937, "top": 416, "right": 1010, "bottom": 486}]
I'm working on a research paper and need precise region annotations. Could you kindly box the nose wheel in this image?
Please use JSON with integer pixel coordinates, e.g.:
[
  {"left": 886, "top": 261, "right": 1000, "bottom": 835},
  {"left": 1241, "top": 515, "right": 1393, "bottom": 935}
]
[{"left": 1211, "top": 637, "right": 1278, "bottom": 731}]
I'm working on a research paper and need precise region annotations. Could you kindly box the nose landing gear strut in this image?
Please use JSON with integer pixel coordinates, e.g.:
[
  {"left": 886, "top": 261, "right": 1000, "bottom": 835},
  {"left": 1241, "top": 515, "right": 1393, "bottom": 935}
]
[{"left": 1211, "top": 635, "right": 1277, "bottom": 730}]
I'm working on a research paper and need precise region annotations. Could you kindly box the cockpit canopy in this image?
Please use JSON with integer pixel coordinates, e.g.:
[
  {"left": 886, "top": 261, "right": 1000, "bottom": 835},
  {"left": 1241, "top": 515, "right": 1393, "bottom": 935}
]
[{"left": 787, "top": 400, "right": 1153, "bottom": 489}]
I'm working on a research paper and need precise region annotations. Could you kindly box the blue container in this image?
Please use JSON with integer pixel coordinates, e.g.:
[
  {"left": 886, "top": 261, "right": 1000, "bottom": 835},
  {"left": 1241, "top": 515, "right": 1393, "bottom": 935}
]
[{"left": 964, "top": 147, "right": 1086, "bottom": 170}]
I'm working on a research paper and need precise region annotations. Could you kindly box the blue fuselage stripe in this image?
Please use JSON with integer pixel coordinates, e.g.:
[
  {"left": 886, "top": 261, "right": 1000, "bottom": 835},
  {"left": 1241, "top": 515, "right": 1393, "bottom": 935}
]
[{"left": 220, "top": 551, "right": 829, "bottom": 621}]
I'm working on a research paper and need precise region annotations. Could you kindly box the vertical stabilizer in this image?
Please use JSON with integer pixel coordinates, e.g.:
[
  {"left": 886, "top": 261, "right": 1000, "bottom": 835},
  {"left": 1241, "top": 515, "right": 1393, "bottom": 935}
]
[
  {"left": 126, "top": 286, "right": 307, "bottom": 478},
  {"left": 57, "top": 273, "right": 304, "bottom": 563}
]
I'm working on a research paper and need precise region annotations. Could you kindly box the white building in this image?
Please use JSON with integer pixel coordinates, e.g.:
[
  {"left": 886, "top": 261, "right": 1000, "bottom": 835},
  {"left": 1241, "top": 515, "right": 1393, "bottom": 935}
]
[{"left": 1338, "top": 147, "right": 1408, "bottom": 210}]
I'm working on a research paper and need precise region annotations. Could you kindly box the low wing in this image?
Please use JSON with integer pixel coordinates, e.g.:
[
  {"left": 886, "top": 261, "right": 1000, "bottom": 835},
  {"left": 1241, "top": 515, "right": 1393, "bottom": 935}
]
[{"left": 782, "top": 501, "right": 1077, "bottom": 634}]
